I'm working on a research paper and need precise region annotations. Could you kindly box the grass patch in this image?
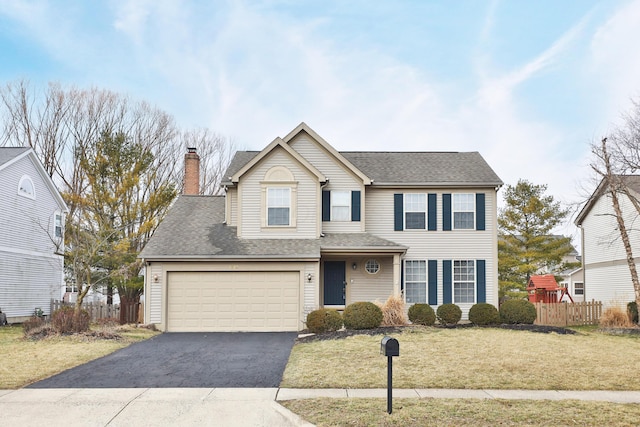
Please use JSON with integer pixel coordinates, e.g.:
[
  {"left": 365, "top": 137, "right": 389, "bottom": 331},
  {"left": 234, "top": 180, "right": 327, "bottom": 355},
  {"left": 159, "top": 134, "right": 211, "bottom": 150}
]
[
  {"left": 281, "top": 327, "right": 640, "bottom": 390},
  {"left": 0, "top": 324, "right": 159, "bottom": 389},
  {"left": 281, "top": 398, "right": 640, "bottom": 426}
]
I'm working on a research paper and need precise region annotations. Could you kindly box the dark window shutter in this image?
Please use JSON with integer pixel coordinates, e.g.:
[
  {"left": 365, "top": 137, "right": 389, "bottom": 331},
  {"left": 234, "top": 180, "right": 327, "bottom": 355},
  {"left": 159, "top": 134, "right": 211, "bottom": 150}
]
[
  {"left": 477, "top": 260, "right": 486, "bottom": 303},
  {"left": 428, "top": 260, "right": 437, "bottom": 305},
  {"left": 476, "top": 193, "right": 485, "bottom": 231},
  {"left": 394, "top": 193, "right": 403, "bottom": 231},
  {"left": 428, "top": 193, "right": 437, "bottom": 231},
  {"left": 351, "top": 191, "right": 361, "bottom": 222},
  {"left": 322, "top": 190, "right": 331, "bottom": 222},
  {"left": 442, "top": 193, "right": 452, "bottom": 231},
  {"left": 443, "top": 260, "right": 452, "bottom": 304}
]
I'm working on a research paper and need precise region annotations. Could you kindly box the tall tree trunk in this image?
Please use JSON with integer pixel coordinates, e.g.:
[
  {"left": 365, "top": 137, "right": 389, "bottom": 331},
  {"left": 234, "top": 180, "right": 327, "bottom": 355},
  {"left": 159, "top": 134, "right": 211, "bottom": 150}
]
[{"left": 601, "top": 138, "right": 640, "bottom": 313}]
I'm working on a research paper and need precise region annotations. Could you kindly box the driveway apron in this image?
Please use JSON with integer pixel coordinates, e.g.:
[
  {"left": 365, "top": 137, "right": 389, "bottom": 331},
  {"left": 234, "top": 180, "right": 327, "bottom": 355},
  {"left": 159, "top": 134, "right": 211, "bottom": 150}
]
[{"left": 28, "top": 332, "right": 297, "bottom": 388}]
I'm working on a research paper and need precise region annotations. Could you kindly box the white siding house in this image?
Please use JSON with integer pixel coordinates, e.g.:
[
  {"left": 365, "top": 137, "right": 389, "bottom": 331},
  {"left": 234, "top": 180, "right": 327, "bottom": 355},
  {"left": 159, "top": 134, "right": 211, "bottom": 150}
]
[
  {"left": 576, "top": 176, "right": 640, "bottom": 308},
  {"left": 0, "top": 148, "right": 68, "bottom": 323},
  {"left": 140, "top": 123, "right": 503, "bottom": 332}
]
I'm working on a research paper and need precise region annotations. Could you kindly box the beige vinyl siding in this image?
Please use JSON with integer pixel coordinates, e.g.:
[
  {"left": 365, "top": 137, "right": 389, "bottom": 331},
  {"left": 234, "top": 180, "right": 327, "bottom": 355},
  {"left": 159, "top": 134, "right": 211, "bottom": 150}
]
[
  {"left": 148, "top": 263, "right": 163, "bottom": 324},
  {"left": 289, "top": 133, "right": 365, "bottom": 233},
  {"left": 226, "top": 187, "right": 237, "bottom": 226},
  {"left": 364, "top": 187, "right": 499, "bottom": 313},
  {"left": 348, "top": 257, "right": 395, "bottom": 303},
  {"left": 239, "top": 147, "right": 318, "bottom": 239},
  {"left": 581, "top": 192, "right": 640, "bottom": 308}
]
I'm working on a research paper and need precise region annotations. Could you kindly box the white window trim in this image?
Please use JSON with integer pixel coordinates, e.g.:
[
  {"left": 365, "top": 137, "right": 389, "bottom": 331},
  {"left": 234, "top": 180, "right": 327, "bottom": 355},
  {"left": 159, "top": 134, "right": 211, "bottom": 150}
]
[
  {"left": 53, "top": 211, "right": 64, "bottom": 240},
  {"left": 331, "top": 190, "right": 351, "bottom": 222},
  {"left": 453, "top": 259, "right": 476, "bottom": 304},
  {"left": 17, "top": 174, "right": 36, "bottom": 199},
  {"left": 266, "top": 187, "right": 291, "bottom": 227},
  {"left": 365, "top": 259, "right": 380, "bottom": 275},
  {"left": 404, "top": 259, "right": 427, "bottom": 304},
  {"left": 404, "top": 193, "right": 426, "bottom": 230},
  {"left": 452, "top": 193, "right": 475, "bottom": 230}
]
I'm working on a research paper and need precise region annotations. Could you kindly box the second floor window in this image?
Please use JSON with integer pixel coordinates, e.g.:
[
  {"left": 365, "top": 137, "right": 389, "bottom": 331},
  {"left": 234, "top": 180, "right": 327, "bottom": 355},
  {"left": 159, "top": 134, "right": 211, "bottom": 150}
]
[
  {"left": 453, "top": 193, "right": 475, "bottom": 229},
  {"left": 331, "top": 191, "right": 350, "bottom": 221},
  {"left": 267, "top": 187, "right": 291, "bottom": 226},
  {"left": 54, "top": 212, "right": 63, "bottom": 238},
  {"left": 404, "top": 194, "right": 426, "bottom": 229}
]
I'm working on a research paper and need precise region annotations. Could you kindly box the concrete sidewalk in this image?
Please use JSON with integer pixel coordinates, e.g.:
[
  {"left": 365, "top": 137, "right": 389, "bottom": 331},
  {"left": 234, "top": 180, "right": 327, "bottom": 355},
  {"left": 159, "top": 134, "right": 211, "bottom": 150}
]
[{"left": 2, "top": 388, "right": 640, "bottom": 427}]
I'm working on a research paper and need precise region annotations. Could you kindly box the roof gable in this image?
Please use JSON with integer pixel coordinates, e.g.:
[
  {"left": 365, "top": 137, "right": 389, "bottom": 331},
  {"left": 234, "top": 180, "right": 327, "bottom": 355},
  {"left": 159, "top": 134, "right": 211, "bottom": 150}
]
[
  {"left": 283, "top": 122, "right": 371, "bottom": 185},
  {"left": 527, "top": 274, "right": 559, "bottom": 290},
  {"left": 228, "top": 137, "right": 326, "bottom": 184},
  {"left": 0, "top": 147, "right": 68, "bottom": 212},
  {"left": 575, "top": 175, "right": 640, "bottom": 226}
]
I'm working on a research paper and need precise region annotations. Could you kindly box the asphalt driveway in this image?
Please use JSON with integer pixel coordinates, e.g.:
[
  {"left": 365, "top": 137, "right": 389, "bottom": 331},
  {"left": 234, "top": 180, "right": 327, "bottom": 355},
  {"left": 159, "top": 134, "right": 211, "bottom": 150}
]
[{"left": 28, "top": 332, "right": 297, "bottom": 388}]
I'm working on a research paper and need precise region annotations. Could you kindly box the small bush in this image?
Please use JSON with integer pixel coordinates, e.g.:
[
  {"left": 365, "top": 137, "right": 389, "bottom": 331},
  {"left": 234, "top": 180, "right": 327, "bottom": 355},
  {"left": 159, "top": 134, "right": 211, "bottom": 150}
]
[
  {"left": 378, "top": 295, "right": 408, "bottom": 326},
  {"left": 22, "top": 315, "right": 44, "bottom": 334},
  {"left": 343, "top": 302, "right": 383, "bottom": 330},
  {"left": 436, "top": 303, "right": 462, "bottom": 325},
  {"left": 628, "top": 301, "right": 638, "bottom": 324},
  {"left": 52, "top": 306, "right": 90, "bottom": 333},
  {"left": 306, "top": 309, "right": 343, "bottom": 333},
  {"left": 408, "top": 304, "right": 436, "bottom": 326},
  {"left": 500, "top": 299, "right": 536, "bottom": 324},
  {"left": 469, "top": 303, "right": 500, "bottom": 325},
  {"left": 601, "top": 306, "right": 633, "bottom": 328}
]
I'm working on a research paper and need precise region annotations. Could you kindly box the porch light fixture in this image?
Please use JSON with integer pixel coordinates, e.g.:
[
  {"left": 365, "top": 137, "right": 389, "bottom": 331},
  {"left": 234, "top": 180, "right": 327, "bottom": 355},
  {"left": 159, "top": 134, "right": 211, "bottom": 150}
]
[
  {"left": 307, "top": 273, "right": 312, "bottom": 282},
  {"left": 352, "top": 262, "right": 358, "bottom": 270},
  {"left": 153, "top": 274, "right": 159, "bottom": 282}
]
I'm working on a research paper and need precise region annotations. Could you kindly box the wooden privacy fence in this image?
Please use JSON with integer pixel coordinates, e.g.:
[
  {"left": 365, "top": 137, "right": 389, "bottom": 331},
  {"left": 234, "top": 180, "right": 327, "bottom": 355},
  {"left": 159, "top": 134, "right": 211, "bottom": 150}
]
[
  {"left": 534, "top": 300, "right": 602, "bottom": 327},
  {"left": 50, "top": 300, "right": 144, "bottom": 324}
]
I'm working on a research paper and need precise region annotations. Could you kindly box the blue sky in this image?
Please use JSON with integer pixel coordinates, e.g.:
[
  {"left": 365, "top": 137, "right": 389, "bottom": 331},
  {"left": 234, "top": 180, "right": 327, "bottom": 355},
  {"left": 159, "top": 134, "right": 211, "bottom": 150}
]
[{"left": 2, "top": 0, "right": 640, "bottom": 238}]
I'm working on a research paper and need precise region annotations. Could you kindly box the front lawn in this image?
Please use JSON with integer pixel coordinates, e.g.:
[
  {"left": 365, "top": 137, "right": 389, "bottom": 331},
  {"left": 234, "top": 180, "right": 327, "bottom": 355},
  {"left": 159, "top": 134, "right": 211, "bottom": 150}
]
[
  {"left": 0, "top": 325, "right": 159, "bottom": 389},
  {"left": 281, "top": 326, "right": 640, "bottom": 390}
]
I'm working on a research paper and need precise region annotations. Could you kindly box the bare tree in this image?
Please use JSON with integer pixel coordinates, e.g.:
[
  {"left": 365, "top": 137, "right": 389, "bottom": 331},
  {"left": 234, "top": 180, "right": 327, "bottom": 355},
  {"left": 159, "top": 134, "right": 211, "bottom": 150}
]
[{"left": 180, "top": 128, "right": 236, "bottom": 195}]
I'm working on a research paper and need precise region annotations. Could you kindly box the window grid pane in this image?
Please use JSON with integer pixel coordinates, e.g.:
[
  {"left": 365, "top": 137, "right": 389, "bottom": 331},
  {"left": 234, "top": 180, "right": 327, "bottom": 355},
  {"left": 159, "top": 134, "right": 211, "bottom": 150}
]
[
  {"left": 405, "top": 194, "right": 426, "bottom": 229},
  {"left": 405, "top": 260, "right": 426, "bottom": 304},
  {"left": 331, "top": 191, "right": 350, "bottom": 221},
  {"left": 453, "top": 260, "right": 475, "bottom": 304},
  {"left": 267, "top": 188, "right": 290, "bottom": 226},
  {"left": 453, "top": 194, "right": 474, "bottom": 229}
]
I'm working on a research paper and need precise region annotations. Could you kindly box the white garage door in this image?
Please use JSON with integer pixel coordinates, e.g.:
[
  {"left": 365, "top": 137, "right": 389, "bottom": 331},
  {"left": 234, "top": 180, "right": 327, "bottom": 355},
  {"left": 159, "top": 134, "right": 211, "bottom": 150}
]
[{"left": 167, "top": 271, "right": 300, "bottom": 332}]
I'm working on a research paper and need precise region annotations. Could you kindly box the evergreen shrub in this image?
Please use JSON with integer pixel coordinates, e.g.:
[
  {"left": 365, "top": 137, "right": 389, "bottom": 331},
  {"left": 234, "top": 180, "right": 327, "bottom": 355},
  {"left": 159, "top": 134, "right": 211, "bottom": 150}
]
[
  {"left": 468, "top": 303, "right": 500, "bottom": 325},
  {"left": 306, "top": 308, "right": 343, "bottom": 333},
  {"left": 343, "top": 302, "right": 383, "bottom": 330},
  {"left": 499, "top": 299, "right": 536, "bottom": 324},
  {"left": 436, "top": 303, "right": 462, "bottom": 325},
  {"left": 408, "top": 303, "right": 436, "bottom": 326}
]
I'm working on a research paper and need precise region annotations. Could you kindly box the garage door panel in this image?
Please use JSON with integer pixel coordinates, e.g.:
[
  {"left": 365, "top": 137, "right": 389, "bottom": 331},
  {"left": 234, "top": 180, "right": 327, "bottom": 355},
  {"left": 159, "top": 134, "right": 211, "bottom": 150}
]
[{"left": 167, "top": 271, "right": 300, "bottom": 332}]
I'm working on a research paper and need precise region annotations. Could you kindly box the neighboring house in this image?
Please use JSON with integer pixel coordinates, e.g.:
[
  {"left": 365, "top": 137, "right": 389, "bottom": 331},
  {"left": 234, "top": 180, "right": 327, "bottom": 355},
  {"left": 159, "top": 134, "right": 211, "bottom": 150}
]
[
  {"left": 140, "top": 123, "right": 503, "bottom": 332},
  {"left": 575, "top": 175, "right": 640, "bottom": 308},
  {"left": 0, "top": 147, "right": 68, "bottom": 323}
]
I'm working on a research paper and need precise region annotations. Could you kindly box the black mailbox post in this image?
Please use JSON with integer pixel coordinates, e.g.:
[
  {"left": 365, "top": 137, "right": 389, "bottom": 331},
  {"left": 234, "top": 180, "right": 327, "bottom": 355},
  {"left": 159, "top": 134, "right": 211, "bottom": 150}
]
[{"left": 380, "top": 336, "right": 399, "bottom": 414}]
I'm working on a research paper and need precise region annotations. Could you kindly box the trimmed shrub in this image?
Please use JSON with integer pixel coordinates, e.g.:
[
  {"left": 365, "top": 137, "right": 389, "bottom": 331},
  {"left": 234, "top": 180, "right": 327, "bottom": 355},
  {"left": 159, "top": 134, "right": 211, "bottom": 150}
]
[
  {"left": 408, "top": 304, "right": 436, "bottom": 326},
  {"left": 628, "top": 301, "right": 638, "bottom": 324},
  {"left": 343, "top": 302, "right": 383, "bottom": 330},
  {"left": 468, "top": 303, "right": 500, "bottom": 326},
  {"left": 306, "top": 309, "right": 343, "bottom": 333},
  {"left": 52, "top": 306, "right": 90, "bottom": 333},
  {"left": 378, "top": 294, "right": 408, "bottom": 326},
  {"left": 601, "top": 306, "right": 633, "bottom": 328},
  {"left": 22, "top": 315, "right": 44, "bottom": 334},
  {"left": 436, "top": 303, "right": 462, "bottom": 326},
  {"left": 499, "top": 299, "right": 536, "bottom": 324}
]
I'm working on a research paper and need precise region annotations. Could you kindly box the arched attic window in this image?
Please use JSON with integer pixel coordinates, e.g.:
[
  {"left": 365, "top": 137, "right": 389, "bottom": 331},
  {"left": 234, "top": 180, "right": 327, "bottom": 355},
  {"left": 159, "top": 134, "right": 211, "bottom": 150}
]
[{"left": 18, "top": 175, "right": 35, "bottom": 199}]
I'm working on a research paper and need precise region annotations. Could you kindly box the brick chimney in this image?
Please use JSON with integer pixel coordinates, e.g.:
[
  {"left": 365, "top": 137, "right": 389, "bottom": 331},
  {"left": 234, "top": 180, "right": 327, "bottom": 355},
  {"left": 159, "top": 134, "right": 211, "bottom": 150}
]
[{"left": 183, "top": 147, "right": 200, "bottom": 195}]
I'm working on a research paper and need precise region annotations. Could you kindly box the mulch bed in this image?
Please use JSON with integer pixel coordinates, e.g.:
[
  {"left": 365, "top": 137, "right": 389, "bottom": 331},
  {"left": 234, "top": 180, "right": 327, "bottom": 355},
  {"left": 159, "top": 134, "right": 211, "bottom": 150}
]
[{"left": 296, "top": 323, "right": 577, "bottom": 343}]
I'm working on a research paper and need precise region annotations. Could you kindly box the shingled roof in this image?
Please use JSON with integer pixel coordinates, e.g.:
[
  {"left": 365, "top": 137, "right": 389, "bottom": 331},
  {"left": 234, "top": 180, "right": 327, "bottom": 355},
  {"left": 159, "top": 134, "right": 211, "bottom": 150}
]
[
  {"left": 223, "top": 150, "right": 502, "bottom": 187},
  {"left": 140, "top": 195, "right": 405, "bottom": 259},
  {"left": 0, "top": 147, "right": 30, "bottom": 168}
]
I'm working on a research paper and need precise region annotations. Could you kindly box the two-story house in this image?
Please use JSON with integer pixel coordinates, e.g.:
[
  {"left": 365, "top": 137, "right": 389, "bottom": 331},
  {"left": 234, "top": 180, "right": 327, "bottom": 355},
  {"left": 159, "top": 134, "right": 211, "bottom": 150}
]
[
  {"left": 140, "top": 123, "right": 503, "bottom": 332},
  {"left": 0, "top": 147, "right": 68, "bottom": 323}
]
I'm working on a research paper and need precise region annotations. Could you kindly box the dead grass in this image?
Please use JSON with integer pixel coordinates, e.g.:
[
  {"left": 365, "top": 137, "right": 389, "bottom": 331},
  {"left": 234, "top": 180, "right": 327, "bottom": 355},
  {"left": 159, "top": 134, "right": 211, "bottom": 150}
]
[
  {"left": 601, "top": 306, "right": 634, "bottom": 328},
  {"left": 0, "top": 324, "right": 159, "bottom": 389},
  {"left": 281, "top": 398, "right": 640, "bottom": 427},
  {"left": 281, "top": 327, "right": 640, "bottom": 390}
]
